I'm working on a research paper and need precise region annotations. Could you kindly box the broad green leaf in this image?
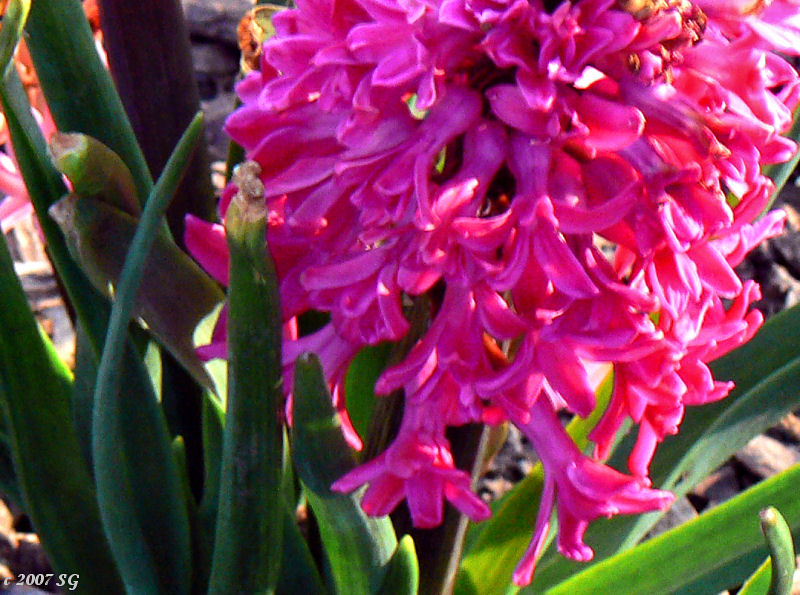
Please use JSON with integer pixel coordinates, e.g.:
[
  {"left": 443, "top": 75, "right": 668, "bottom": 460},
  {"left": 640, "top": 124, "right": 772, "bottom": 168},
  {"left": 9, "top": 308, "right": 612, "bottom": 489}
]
[
  {"left": 527, "top": 302, "right": 800, "bottom": 589},
  {"left": 49, "top": 133, "right": 140, "bottom": 216},
  {"left": 0, "top": 222, "right": 123, "bottom": 592},
  {"left": 546, "top": 464, "right": 800, "bottom": 595},
  {"left": 90, "top": 0, "right": 216, "bottom": 237},
  {"left": 277, "top": 506, "right": 328, "bottom": 595},
  {"left": 208, "top": 167, "right": 285, "bottom": 594},
  {"left": 25, "top": 0, "right": 154, "bottom": 202},
  {"left": 91, "top": 115, "right": 205, "bottom": 594},
  {"left": 0, "top": 30, "right": 115, "bottom": 353},
  {"left": 345, "top": 343, "right": 393, "bottom": 447},
  {"left": 49, "top": 188, "right": 224, "bottom": 389},
  {"left": 455, "top": 372, "right": 613, "bottom": 594},
  {"left": 293, "top": 353, "right": 398, "bottom": 595},
  {"left": 378, "top": 535, "right": 420, "bottom": 595},
  {"left": 763, "top": 102, "right": 800, "bottom": 211},
  {"left": 739, "top": 558, "right": 773, "bottom": 595},
  {"left": 0, "top": 0, "right": 29, "bottom": 76}
]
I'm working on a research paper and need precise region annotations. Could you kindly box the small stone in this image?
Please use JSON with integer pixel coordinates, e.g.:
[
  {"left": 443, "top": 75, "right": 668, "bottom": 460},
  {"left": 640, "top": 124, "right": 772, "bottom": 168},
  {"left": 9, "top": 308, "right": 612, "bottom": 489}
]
[
  {"left": 11, "top": 534, "right": 51, "bottom": 578},
  {"left": 752, "top": 260, "right": 800, "bottom": 318},
  {"left": 735, "top": 434, "right": 800, "bottom": 479},
  {"left": 479, "top": 476, "right": 513, "bottom": 502},
  {"left": 645, "top": 496, "right": 698, "bottom": 539},
  {"left": 770, "top": 413, "right": 800, "bottom": 444},
  {"left": 182, "top": 0, "right": 254, "bottom": 47},
  {"left": 691, "top": 464, "right": 739, "bottom": 509},
  {"left": 0, "top": 500, "right": 15, "bottom": 535},
  {"left": 202, "top": 93, "right": 238, "bottom": 161}
]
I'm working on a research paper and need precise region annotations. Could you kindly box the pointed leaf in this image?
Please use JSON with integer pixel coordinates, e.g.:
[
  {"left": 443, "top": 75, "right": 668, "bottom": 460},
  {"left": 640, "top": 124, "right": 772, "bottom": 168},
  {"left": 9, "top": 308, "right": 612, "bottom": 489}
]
[
  {"left": 529, "top": 302, "right": 800, "bottom": 589},
  {"left": 0, "top": 223, "right": 123, "bottom": 592},
  {"left": 293, "top": 353, "right": 398, "bottom": 595},
  {"left": 49, "top": 190, "right": 224, "bottom": 389},
  {"left": 378, "top": 535, "right": 420, "bottom": 595},
  {"left": 455, "top": 372, "right": 613, "bottom": 594},
  {"left": 546, "top": 464, "right": 800, "bottom": 595},
  {"left": 91, "top": 114, "right": 206, "bottom": 594},
  {"left": 49, "top": 132, "right": 140, "bottom": 216},
  {"left": 25, "top": 0, "right": 154, "bottom": 202}
]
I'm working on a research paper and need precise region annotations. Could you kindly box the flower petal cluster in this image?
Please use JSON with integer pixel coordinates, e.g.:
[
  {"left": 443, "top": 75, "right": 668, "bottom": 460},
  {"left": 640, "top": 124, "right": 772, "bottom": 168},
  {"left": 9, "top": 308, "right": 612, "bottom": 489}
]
[{"left": 186, "top": 0, "right": 800, "bottom": 583}]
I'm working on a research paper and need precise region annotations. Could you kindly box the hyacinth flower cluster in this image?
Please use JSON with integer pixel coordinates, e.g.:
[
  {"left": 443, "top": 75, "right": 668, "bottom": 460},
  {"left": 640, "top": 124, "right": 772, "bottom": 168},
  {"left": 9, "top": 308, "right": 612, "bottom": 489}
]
[{"left": 185, "top": 0, "right": 800, "bottom": 584}]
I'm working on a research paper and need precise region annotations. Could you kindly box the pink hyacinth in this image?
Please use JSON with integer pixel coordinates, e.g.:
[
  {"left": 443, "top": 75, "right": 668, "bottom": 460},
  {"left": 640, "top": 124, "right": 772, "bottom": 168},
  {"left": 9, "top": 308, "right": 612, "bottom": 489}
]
[{"left": 186, "top": 0, "right": 800, "bottom": 584}]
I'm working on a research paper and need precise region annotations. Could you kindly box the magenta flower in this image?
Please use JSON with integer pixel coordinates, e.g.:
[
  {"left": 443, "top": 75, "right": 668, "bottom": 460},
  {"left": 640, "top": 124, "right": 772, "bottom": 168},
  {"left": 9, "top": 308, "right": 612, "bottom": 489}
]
[{"left": 186, "top": 0, "right": 800, "bottom": 584}]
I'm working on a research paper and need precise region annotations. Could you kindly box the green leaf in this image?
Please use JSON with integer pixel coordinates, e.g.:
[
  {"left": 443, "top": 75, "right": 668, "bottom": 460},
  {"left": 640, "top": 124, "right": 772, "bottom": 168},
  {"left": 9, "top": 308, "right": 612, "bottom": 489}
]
[
  {"left": 193, "top": 393, "right": 225, "bottom": 594},
  {"left": 0, "top": 0, "right": 29, "bottom": 77},
  {"left": 763, "top": 102, "right": 800, "bottom": 211},
  {"left": 527, "top": 302, "right": 800, "bottom": 589},
  {"left": 760, "top": 507, "right": 796, "bottom": 595},
  {"left": 345, "top": 343, "right": 393, "bottom": 445},
  {"left": 49, "top": 132, "right": 141, "bottom": 216},
  {"left": 739, "top": 558, "right": 773, "bottom": 595},
  {"left": 49, "top": 184, "right": 224, "bottom": 390},
  {"left": 70, "top": 324, "right": 97, "bottom": 471},
  {"left": 0, "top": 219, "right": 123, "bottom": 592},
  {"left": 92, "top": 0, "right": 216, "bottom": 238},
  {"left": 546, "top": 464, "right": 800, "bottom": 595},
  {"left": 292, "top": 353, "right": 398, "bottom": 595},
  {"left": 0, "top": 36, "right": 115, "bottom": 353},
  {"left": 25, "top": 0, "right": 154, "bottom": 202},
  {"left": 455, "top": 371, "right": 613, "bottom": 594},
  {"left": 277, "top": 506, "right": 328, "bottom": 595},
  {"left": 208, "top": 164, "right": 285, "bottom": 594},
  {"left": 378, "top": 535, "right": 420, "bottom": 595},
  {"left": 91, "top": 114, "right": 206, "bottom": 594}
]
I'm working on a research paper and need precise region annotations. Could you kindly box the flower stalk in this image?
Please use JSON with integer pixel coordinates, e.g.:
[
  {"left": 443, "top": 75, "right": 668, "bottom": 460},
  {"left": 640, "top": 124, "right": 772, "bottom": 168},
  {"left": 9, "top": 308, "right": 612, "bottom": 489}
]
[{"left": 208, "top": 160, "right": 285, "bottom": 594}]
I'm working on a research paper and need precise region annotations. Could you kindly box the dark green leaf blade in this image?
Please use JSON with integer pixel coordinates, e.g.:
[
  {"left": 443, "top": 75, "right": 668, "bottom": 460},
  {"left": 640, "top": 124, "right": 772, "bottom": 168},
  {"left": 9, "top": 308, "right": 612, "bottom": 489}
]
[
  {"left": 0, "top": 30, "right": 115, "bottom": 353},
  {"left": 0, "top": 224, "right": 123, "bottom": 592},
  {"left": 529, "top": 302, "right": 800, "bottom": 589},
  {"left": 293, "top": 353, "right": 398, "bottom": 595},
  {"left": 91, "top": 114, "right": 206, "bottom": 594},
  {"left": 378, "top": 535, "right": 420, "bottom": 595},
  {"left": 25, "top": 0, "right": 154, "bottom": 202},
  {"left": 455, "top": 371, "right": 613, "bottom": 594},
  {"left": 546, "top": 464, "right": 800, "bottom": 595}
]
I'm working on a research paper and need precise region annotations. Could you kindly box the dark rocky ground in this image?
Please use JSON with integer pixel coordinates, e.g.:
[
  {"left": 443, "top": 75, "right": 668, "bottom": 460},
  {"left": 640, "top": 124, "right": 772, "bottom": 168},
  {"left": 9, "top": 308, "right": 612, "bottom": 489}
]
[{"left": 4, "top": 0, "right": 800, "bottom": 592}]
